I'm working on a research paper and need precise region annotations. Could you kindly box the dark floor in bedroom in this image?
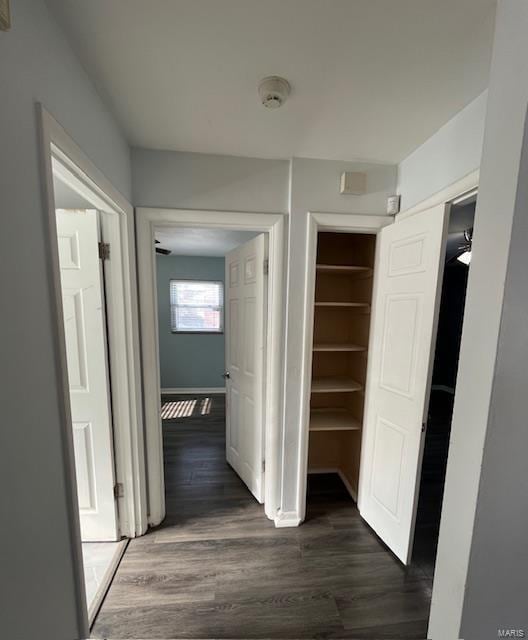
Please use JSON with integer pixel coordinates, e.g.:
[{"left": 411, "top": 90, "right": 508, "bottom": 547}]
[{"left": 91, "top": 393, "right": 432, "bottom": 639}]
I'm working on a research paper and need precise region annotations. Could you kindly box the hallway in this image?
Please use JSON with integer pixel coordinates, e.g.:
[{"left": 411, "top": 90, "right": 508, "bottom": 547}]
[{"left": 92, "top": 394, "right": 432, "bottom": 639}]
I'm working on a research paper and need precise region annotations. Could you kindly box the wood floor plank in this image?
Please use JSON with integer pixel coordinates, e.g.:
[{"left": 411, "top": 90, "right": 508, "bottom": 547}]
[
  {"left": 334, "top": 579, "right": 432, "bottom": 633},
  {"left": 92, "top": 594, "right": 344, "bottom": 639},
  {"left": 92, "top": 394, "right": 432, "bottom": 639}
]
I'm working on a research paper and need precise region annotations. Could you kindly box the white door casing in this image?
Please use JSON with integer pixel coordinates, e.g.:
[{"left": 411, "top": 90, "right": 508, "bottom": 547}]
[
  {"left": 56, "top": 209, "right": 118, "bottom": 541},
  {"left": 358, "top": 204, "right": 449, "bottom": 563},
  {"left": 225, "top": 234, "right": 267, "bottom": 503}
]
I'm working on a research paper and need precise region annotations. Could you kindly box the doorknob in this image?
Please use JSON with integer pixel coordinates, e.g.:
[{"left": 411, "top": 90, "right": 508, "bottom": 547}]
[{"left": 222, "top": 371, "right": 230, "bottom": 379}]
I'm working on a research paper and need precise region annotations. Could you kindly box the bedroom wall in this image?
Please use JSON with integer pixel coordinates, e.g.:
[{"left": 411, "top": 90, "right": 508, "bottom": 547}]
[
  {"left": 0, "top": 1, "right": 131, "bottom": 638},
  {"left": 156, "top": 255, "right": 226, "bottom": 390}
]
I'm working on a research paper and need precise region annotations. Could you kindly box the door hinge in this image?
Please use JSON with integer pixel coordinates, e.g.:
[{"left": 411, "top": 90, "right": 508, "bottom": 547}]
[
  {"left": 262, "top": 460, "right": 266, "bottom": 473},
  {"left": 263, "top": 258, "right": 269, "bottom": 275},
  {"left": 113, "top": 483, "right": 124, "bottom": 499},
  {"left": 99, "top": 241, "right": 110, "bottom": 261}
]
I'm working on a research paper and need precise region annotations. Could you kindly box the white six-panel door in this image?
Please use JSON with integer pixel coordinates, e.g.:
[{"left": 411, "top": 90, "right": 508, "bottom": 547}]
[
  {"left": 225, "top": 234, "right": 267, "bottom": 503},
  {"left": 358, "top": 204, "right": 449, "bottom": 563},
  {"left": 56, "top": 209, "right": 118, "bottom": 541}
]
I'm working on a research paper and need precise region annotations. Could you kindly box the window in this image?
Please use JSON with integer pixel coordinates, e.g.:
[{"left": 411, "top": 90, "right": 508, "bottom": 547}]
[{"left": 170, "top": 280, "right": 224, "bottom": 333}]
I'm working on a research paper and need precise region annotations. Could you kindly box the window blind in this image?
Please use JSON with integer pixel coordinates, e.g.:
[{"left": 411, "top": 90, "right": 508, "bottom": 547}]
[{"left": 169, "top": 280, "right": 224, "bottom": 333}]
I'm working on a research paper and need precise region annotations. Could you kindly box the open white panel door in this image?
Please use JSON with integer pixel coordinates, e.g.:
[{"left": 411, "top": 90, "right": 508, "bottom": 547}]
[
  {"left": 225, "top": 234, "right": 267, "bottom": 503},
  {"left": 56, "top": 209, "right": 118, "bottom": 541},
  {"left": 358, "top": 204, "right": 448, "bottom": 563}
]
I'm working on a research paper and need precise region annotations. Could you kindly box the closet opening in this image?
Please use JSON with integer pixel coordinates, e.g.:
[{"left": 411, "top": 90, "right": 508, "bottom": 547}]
[
  {"left": 411, "top": 196, "right": 476, "bottom": 578},
  {"left": 304, "top": 198, "right": 476, "bottom": 576},
  {"left": 306, "top": 231, "right": 376, "bottom": 504}
]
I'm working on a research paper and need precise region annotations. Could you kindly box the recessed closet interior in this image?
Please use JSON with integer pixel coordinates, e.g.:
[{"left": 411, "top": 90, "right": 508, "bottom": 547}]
[
  {"left": 412, "top": 198, "right": 476, "bottom": 576},
  {"left": 307, "top": 231, "right": 376, "bottom": 498}
]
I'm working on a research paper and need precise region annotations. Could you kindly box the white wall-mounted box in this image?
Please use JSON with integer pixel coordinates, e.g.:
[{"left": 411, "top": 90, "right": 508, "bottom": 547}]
[{"left": 340, "top": 171, "right": 367, "bottom": 195}]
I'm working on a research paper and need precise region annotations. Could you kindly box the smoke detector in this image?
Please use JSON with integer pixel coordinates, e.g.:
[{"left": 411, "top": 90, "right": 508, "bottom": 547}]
[{"left": 258, "top": 76, "right": 291, "bottom": 109}]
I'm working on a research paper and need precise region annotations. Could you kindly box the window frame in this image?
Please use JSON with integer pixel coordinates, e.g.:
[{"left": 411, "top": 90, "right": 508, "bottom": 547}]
[{"left": 169, "top": 278, "right": 224, "bottom": 334}]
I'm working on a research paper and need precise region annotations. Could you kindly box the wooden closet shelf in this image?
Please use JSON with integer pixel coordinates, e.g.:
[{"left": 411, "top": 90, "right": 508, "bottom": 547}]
[
  {"left": 309, "top": 409, "right": 362, "bottom": 432},
  {"left": 311, "top": 377, "right": 362, "bottom": 393},
  {"left": 313, "top": 343, "right": 366, "bottom": 352},
  {"left": 314, "top": 301, "right": 370, "bottom": 309},
  {"left": 316, "top": 264, "right": 373, "bottom": 276}
]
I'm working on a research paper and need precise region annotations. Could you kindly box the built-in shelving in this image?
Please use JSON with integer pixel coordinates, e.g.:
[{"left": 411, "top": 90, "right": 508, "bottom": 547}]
[
  {"left": 308, "top": 232, "right": 376, "bottom": 500},
  {"left": 313, "top": 342, "right": 366, "bottom": 352},
  {"left": 316, "top": 264, "right": 372, "bottom": 276},
  {"left": 309, "top": 408, "right": 362, "bottom": 432},
  {"left": 312, "top": 376, "right": 362, "bottom": 393},
  {"left": 314, "top": 301, "right": 370, "bottom": 309}
]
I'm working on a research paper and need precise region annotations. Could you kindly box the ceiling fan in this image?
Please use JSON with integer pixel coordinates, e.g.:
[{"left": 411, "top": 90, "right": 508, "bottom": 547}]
[
  {"left": 155, "top": 239, "right": 171, "bottom": 255},
  {"left": 448, "top": 228, "right": 472, "bottom": 266},
  {"left": 455, "top": 229, "right": 472, "bottom": 265}
]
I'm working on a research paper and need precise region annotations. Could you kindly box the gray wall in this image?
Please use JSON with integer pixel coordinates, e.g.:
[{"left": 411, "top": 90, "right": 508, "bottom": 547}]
[
  {"left": 281, "top": 158, "right": 398, "bottom": 517},
  {"left": 459, "top": 1, "right": 528, "bottom": 636},
  {"left": 132, "top": 148, "right": 289, "bottom": 213},
  {"left": 428, "top": 1, "right": 528, "bottom": 637},
  {"left": 462, "top": 111, "right": 528, "bottom": 639},
  {"left": 0, "top": 1, "right": 131, "bottom": 638},
  {"left": 156, "top": 255, "right": 225, "bottom": 389},
  {"left": 398, "top": 91, "right": 487, "bottom": 211},
  {"left": 133, "top": 150, "right": 398, "bottom": 522}
]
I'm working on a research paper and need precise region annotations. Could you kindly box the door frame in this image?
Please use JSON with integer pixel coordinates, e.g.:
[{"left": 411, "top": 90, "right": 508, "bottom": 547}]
[
  {"left": 39, "top": 106, "right": 148, "bottom": 551},
  {"left": 298, "top": 212, "right": 393, "bottom": 522},
  {"left": 397, "top": 169, "right": 479, "bottom": 220},
  {"left": 136, "top": 207, "right": 285, "bottom": 525}
]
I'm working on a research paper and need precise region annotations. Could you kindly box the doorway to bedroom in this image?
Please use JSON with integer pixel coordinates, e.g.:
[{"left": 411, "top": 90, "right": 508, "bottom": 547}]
[{"left": 154, "top": 226, "right": 265, "bottom": 517}]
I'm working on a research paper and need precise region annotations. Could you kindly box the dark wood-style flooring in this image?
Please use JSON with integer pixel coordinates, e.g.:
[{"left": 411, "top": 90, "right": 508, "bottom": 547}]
[{"left": 92, "top": 394, "right": 432, "bottom": 639}]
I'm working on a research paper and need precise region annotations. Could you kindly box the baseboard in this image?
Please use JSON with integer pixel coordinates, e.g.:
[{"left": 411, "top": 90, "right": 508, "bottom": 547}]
[
  {"left": 337, "top": 470, "right": 358, "bottom": 502},
  {"left": 161, "top": 387, "right": 226, "bottom": 395},
  {"left": 88, "top": 539, "right": 128, "bottom": 628},
  {"left": 307, "top": 467, "right": 358, "bottom": 502},
  {"left": 274, "top": 510, "right": 302, "bottom": 528}
]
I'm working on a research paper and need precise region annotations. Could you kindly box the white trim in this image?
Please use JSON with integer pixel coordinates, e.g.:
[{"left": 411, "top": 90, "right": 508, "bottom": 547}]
[
  {"left": 87, "top": 539, "right": 128, "bottom": 627},
  {"left": 39, "top": 106, "right": 147, "bottom": 636},
  {"left": 337, "top": 470, "right": 358, "bottom": 502},
  {"left": 38, "top": 107, "right": 89, "bottom": 640},
  {"left": 297, "top": 212, "right": 393, "bottom": 524},
  {"left": 41, "top": 110, "right": 147, "bottom": 540},
  {"left": 274, "top": 510, "right": 302, "bottom": 528},
  {"left": 137, "top": 207, "right": 285, "bottom": 526},
  {"left": 161, "top": 387, "right": 226, "bottom": 395},
  {"left": 397, "top": 169, "right": 479, "bottom": 220}
]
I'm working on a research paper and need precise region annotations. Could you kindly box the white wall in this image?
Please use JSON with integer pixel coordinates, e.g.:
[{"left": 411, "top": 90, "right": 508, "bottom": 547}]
[
  {"left": 0, "top": 1, "right": 131, "bottom": 638},
  {"left": 428, "top": 1, "right": 528, "bottom": 637},
  {"left": 398, "top": 92, "right": 487, "bottom": 212}
]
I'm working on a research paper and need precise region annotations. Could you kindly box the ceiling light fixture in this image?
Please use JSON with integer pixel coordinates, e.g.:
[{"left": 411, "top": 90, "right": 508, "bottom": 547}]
[
  {"left": 258, "top": 76, "right": 291, "bottom": 109},
  {"left": 456, "top": 229, "right": 473, "bottom": 266},
  {"left": 457, "top": 250, "right": 472, "bottom": 265}
]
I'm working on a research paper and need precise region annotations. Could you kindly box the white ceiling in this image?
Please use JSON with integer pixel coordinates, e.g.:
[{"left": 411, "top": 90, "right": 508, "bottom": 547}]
[
  {"left": 155, "top": 226, "right": 259, "bottom": 257},
  {"left": 46, "top": 0, "right": 496, "bottom": 163}
]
